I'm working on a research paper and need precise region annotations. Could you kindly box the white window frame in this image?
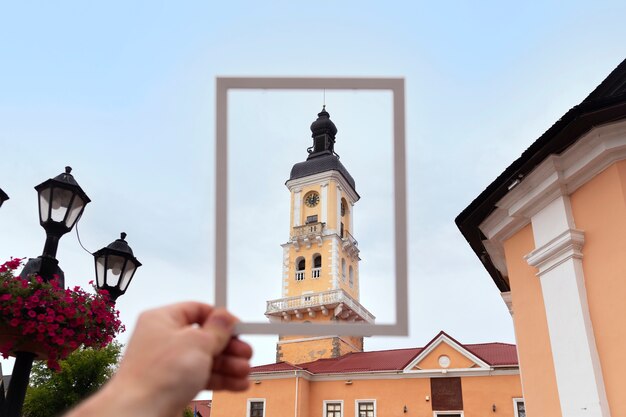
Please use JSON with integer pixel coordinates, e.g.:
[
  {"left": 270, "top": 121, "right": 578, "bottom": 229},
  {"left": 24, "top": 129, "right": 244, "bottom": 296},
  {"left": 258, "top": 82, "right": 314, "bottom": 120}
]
[
  {"left": 247, "top": 398, "right": 266, "bottom": 417},
  {"left": 433, "top": 412, "right": 464, "bottom": 417},
  {"left": 513, "top": 398, "right": 525, "bottom": 417},
  {"left": 324, "top": 400, "right": 344, "bottom": 417},
  {"left": 355, "top": 399, "right": 376, "bottom": 417},
  {"left": 215, "top": 76, "right": 408, "bottom": 337}
]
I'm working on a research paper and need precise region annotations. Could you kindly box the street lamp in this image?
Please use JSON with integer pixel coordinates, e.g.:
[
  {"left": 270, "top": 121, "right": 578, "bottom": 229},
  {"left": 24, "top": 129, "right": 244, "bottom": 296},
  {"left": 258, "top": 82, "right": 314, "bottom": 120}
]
[
  {"left": 2, "top": 167, "right": 138, "bottom": 417},
  {"left": 0, "top": 188, "right": 8, "bottom": 208},
  {"left": 19, "top": 167, "right": 91, "bottom": 286},
  {"left": 94, "top": 233, "right": 142, "bottom": 302}
]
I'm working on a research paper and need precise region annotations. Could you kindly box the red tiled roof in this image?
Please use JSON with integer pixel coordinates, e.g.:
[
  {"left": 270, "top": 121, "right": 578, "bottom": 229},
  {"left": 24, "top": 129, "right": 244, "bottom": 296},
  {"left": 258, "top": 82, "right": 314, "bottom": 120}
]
[
  {"left": 465, "top": 342, "right": 518, "bottom": 366},
  {"left": 187, "top": 400, "right": 211, "bottom": 417},
  {"left": 252, "top": 333, "right": 518, "bottom": 375},
  {"left": 251, "top": 361, "right": 303, "bottom": 373},
  {"left": 299, "top": 347, "right": 422, "bottom": 373}
]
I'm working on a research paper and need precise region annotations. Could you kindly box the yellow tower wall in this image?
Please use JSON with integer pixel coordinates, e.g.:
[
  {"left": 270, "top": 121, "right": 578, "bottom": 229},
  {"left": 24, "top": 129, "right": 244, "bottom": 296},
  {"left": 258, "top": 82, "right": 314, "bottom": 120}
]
[{"left": 277, "top": 324, "right": 364, "bottom": 363}]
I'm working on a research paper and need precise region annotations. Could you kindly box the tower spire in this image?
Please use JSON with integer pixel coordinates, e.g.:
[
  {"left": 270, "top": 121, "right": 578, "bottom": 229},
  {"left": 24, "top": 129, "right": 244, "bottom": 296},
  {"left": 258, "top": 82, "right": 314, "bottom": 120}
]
[{"left": 308, "top": 107, "right": 338, "bottom": 158}]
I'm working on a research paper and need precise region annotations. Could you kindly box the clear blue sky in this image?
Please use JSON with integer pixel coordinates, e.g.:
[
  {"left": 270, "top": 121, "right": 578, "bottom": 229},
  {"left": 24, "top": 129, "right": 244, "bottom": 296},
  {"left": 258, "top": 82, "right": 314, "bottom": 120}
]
[{"left": 1, "top": 1, "right": 625, "bottom": 381}]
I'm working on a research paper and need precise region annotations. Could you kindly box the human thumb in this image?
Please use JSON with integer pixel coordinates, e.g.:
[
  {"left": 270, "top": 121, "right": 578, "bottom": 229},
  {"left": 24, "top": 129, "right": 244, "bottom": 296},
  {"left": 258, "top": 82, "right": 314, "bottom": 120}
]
[{"left": 203, "top": 308, "right": 237, "bottom": 355}]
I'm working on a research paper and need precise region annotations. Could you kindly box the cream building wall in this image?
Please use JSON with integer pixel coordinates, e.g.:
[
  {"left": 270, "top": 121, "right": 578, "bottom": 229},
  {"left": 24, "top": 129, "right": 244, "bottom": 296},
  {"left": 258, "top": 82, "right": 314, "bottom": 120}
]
[{"left": 478, "top": 120, "right": 626, "bottom": 416}]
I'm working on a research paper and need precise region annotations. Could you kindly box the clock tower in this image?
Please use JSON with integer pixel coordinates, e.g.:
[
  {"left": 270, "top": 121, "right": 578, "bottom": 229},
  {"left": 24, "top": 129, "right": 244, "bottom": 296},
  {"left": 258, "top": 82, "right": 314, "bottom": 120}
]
[{"left": 265, "top": 107, "right": 375, "bottom": 364}]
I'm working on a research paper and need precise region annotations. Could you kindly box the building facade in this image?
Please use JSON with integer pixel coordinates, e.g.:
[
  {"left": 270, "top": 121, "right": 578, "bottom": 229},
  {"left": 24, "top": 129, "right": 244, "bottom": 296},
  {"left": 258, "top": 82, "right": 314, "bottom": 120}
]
[
  {"left": 457, "top": 59, "right": 626, "bottom": 417},
  {"left": 213, "top": 331, "right": 523, "bottom": 417}
]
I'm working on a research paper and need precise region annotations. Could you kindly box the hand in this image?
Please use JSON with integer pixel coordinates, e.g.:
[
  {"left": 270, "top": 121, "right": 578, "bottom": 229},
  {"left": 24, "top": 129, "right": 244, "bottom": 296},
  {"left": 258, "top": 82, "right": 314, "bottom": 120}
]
[{"left": 66, "top": 302, "right": 252, "bottom": 417}]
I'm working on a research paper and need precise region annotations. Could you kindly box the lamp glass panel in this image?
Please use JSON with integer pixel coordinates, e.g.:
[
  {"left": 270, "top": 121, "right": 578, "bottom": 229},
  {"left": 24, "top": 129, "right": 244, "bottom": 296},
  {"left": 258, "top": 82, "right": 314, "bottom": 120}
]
[
  {"left": 96, "top": 256, "right": 106, "bottom": 287},
  {"left": 50, "top": 187, "right": 73, "bottom": 222},
  {"left": 119, "top": 263, "right": 136, "bottom": 292},
  {"left": 106, "top": 255, "right": 126, "bottom": 287},
  {"left": 65, "top": 195, "right": 84, "bottom": 228},
  {"left": 39, "top": 187, "right": 52, "bottom": 222}
]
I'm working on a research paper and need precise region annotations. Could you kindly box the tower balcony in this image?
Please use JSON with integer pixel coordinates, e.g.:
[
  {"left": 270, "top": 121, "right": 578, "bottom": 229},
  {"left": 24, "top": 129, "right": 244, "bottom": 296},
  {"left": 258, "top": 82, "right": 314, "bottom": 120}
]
[
  {"left": 291, "top": 221, "right": 325, "bottom": 250},
  {"left": 342, "top": 230, "right": 359, "bottom": 258},
  {"left": 265, "top": 289, "right": 375, "bottom": 324}
]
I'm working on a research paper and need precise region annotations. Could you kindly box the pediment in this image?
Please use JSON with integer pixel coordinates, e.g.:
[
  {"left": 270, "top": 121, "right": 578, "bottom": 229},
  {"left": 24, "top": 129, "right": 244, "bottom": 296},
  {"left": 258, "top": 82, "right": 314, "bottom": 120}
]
[{"left": 404, "top": 332, "right": 490, "bottom": 372}]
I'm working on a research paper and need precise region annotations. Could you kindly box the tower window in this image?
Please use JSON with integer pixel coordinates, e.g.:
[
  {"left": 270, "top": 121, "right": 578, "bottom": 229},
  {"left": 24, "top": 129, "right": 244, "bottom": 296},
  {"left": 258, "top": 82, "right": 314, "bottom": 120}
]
[
  {"left": 341, "top": 259, "right": 346, "bottom": 282},
  {"left": 312, "top": 254, "right": 321, "bottom": 278},
  {"left": 349, "top": 266, "right": 354, "bottom": 288},
  {"left": 306, "top": 215, "right": 318, "bottom": 224},
  {"left": 295, "top": 257, "right": 305, "bottom": 281},
  {"left": 341, "top": 198, "right": 347, "bottom": 217}
]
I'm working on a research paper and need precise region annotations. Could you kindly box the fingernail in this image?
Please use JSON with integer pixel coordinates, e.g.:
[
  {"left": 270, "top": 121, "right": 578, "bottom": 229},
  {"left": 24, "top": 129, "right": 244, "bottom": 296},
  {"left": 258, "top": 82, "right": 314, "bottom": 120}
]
[{"left": 209, "top": 314, "right": 232, "bottom": 331}]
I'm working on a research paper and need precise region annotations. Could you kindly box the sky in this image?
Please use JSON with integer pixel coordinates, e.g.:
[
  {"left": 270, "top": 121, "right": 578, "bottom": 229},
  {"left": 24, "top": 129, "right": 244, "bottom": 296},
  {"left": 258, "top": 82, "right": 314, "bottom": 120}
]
[{"left": 1, "top": 0, "right": 625, "bottom": 395}]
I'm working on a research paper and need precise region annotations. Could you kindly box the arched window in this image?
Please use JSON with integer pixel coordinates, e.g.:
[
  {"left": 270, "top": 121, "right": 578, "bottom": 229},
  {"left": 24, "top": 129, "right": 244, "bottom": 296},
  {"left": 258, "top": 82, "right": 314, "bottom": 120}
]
[
  {"left": 295, "top": 257, "right": 305, "bottom": 281},
  {"left": 341, "top": 259, "right": 346, "bottom": 282},
  {"left": 312, "top": 254, "right": 321, "bottom": 278},
  {"left": 349, "top": 266, "right": 354, "bottom": 287}
]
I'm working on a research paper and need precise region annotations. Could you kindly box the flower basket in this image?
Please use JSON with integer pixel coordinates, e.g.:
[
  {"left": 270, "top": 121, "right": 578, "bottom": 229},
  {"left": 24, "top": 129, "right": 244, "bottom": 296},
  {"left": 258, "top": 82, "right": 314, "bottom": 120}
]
[
  {"left": 0, "top": 323, "right": 53, "bottom": 359},
  {"left": 0, "top": 258, "right": 125, "bottom": 369}
]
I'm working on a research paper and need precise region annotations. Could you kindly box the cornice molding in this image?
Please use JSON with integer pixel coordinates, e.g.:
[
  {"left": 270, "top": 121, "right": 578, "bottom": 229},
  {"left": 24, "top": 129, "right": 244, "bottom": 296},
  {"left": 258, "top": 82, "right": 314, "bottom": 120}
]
[
  {"left": 501, "top": 292, "right": 513, "bottom": 316},
  {"left": 525, "top": 229, "right": 585, "bottom": 276},
  {"left": 286, "top": 171, "right": 359, "bottom": 203},
  {"left": 479, "top": 120, "right": 626, "bottom": 281},
  {"left": 250, "top": 368, "right": 520, "bottom": 381}
]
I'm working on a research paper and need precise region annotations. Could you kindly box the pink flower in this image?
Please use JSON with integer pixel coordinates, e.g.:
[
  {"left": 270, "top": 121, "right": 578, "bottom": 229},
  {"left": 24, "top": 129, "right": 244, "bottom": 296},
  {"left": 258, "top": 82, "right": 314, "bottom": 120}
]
[{"left": 0, "top": 258, "right": 124, "bottom": 370}]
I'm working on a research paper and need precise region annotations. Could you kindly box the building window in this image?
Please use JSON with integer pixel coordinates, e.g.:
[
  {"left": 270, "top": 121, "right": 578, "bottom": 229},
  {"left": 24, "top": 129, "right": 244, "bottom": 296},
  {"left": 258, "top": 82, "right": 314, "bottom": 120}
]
[
  {"left": 247, "top": 399, "right": 265, "bottom": 417},
  {"left": 349, "top": 266, "right": 354, "bottom": 287},
  {"left": 341, "top": 259, "right": 346, "bottom": 282},
  {"left": 312, "top": 254, "right": 321, "bottom": 278},
  {"left": 356, "top": 400, "right": 375, "bottom": 417},
  {"left": 513, "top": 398, "right": 525, "bottom": 417},
  {"left": 306, "top": 214, "right": 318, "bottom": 224},
  {"left": 341, "top": 198, "right": 347, "bottom": 217},
  {"left": 324, "top": 401, "right": 342, "bottom": 417},
  {"left": 295, "top": 257, "right": 305, "bottom": 281}
]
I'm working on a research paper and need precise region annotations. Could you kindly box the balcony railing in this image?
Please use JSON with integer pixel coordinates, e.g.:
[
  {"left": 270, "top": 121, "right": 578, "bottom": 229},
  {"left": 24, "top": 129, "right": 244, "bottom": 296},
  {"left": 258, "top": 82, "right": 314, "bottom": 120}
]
[
  {"left": 292, "top": 221, "right": 324, "bottom": 238},
  {"left": 343, "top": 230, "right": 358, "bottom": 247},
  {"left": 265, "top": 288, "right": 375, "bottom": 323}
]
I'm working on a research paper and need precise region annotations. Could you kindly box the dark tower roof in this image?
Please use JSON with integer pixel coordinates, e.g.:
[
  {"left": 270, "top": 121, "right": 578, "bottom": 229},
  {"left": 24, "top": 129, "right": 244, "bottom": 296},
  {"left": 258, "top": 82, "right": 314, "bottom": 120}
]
[{"left": 289, "top": 107, "right": 357, "bottom": 194}]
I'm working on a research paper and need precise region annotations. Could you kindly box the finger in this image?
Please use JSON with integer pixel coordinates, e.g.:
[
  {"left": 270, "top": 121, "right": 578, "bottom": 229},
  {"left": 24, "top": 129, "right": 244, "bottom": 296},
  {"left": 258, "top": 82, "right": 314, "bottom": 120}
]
[
  {"left": 212, "top": 355, "right": 251, "bottom": 377},
  {"left": 207, "top": 373, "right": 250, "bottom": 392},
  {"left": 223, "top": 337, "right": 253, "bottom": 360},
  {"left": 159, "top": 302, "right": 215, "bottom": 327},
  {"left": 202, "top": 308, "right": 238, "bottom": 355}
]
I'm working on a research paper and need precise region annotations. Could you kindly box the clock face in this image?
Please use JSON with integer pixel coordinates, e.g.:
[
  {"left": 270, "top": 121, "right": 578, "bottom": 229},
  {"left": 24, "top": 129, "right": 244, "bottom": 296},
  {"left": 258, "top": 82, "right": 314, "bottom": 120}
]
[{"left": 304, "top": 192, "right": 320, "bottom": 207}]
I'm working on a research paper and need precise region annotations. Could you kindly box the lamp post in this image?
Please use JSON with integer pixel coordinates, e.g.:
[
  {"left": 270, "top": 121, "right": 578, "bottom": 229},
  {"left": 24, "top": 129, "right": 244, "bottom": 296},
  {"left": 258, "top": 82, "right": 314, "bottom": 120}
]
[
  {"left": 94, "top": 233, "right": 142, "bottom": 302},
  {"left": 0, "top": 188, "right": 8, "bottom": 208},
  {"left": 1, "top": 167, "right": 140, "bottom": 417}
]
